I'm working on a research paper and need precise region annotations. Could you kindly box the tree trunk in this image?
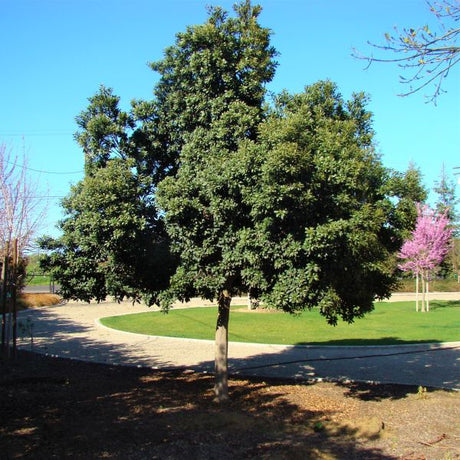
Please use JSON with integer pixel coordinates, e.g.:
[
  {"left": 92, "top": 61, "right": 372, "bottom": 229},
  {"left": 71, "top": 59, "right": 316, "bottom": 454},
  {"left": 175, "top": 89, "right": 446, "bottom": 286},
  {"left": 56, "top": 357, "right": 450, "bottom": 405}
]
[
  {"left": 415, "top": 273, "right": 419, "bottom": 312},
  {"left": 426, "top": 279, "right": 430, "bottom": 312},
  {"left": 214, "top": 289, "right": 231, "bottom": 402},
  {"left": 421, "top": 272, "right": 426, "bottom": 313},
  {"left": 12, "top": 239, "right": 18, "bottom": 358},
  {"left": 247, "top": 287, "right": 258, "bottom": 310},
  {"left": 1, "top": 248, "right": 8, "bottom": 356}
]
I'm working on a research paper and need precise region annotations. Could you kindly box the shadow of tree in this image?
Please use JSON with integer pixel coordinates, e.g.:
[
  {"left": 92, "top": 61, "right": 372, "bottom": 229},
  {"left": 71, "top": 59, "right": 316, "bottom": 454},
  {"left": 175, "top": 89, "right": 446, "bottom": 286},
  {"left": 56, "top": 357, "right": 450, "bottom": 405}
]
[
  {"left": 428, "top": 300, "right": 460, "bottom": 310},
  {"left": 336, "top": 380, "right": 426, "bottom": 401},
  {"left": 295, "top": 337, "right": 442, "bottom": 346},
  {"left": 1, "top": 350, "right": 396, "bottom": 459},
  {"left": 15, "top": 306, "right": 181, "bottom": 370},
  {"left": 226, "top": 342, "right": 460, "bottom": 394}
]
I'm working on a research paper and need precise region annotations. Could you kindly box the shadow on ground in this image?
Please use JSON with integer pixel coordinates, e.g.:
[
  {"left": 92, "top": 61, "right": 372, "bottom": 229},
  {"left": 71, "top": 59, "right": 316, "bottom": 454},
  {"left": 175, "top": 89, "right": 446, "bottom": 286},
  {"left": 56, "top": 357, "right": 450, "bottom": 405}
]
[
  {"left": 429, "top": 300, "right": 460, "bottom": 309},
  {"left": 295, "top": 337, "right": 443, "bottom": 346},
  {"left": 16, "top": 307, "right": 179, "bottom": 370},
  {"left": 1, "top": 350, "right": 404, "bottom": 459}
]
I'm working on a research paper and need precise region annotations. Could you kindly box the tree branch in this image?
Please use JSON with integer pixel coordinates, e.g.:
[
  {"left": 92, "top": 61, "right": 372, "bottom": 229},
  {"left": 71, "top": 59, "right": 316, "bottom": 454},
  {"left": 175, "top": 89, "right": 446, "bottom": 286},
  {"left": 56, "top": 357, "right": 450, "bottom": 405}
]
[{"left": 352, "top": 1, "right": 460, "bottom": 103}]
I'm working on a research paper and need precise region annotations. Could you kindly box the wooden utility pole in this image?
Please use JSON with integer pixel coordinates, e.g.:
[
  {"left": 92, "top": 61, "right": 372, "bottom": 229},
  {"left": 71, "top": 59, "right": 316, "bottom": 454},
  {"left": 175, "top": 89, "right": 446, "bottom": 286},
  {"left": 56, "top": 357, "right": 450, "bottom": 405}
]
[
  {"left": 12, "top": 238, "right": 18, "bottom": 358},
  {"left": 1, "top": 241, "right": 9, "bottom": 358},
  {"left": 0, "top": 239, "right": 19, "bottom": 359}
]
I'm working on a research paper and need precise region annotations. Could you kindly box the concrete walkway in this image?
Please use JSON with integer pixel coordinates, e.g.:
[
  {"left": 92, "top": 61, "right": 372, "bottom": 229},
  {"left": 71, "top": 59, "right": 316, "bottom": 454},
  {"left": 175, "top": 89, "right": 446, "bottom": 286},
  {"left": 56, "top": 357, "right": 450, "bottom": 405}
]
[{"left": 16, "top": 294, "right": 460, "bottom": 390}]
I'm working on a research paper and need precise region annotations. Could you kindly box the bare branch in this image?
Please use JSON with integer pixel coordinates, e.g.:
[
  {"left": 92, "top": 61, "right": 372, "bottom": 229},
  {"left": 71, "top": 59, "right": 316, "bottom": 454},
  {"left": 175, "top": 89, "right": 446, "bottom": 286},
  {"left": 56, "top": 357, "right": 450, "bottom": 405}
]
[
  {"left": 353, "top": 0, "right": 460, "bottom": 103},
  {"left": 0, "top": 142, "right": 49, "bottom": 258}
]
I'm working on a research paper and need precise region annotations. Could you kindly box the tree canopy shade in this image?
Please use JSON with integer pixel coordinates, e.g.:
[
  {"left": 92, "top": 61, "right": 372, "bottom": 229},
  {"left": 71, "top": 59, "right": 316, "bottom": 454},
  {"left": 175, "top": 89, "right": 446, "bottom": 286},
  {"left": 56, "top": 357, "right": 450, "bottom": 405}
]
[{"left": 353, "top": 0, "right": 460, "bottom": 103}]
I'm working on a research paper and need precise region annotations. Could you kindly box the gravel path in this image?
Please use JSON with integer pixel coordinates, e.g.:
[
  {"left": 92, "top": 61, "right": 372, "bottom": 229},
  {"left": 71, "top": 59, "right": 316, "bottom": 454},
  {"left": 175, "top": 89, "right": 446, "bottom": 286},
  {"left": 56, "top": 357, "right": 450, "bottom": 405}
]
[{"left": 16, "top": 294, "right": 460, "bottom": 390}]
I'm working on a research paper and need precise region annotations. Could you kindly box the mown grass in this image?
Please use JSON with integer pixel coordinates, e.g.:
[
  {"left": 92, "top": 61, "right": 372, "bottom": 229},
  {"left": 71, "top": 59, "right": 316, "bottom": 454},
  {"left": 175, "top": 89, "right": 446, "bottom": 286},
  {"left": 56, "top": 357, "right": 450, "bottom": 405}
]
[{"left": 100, "top": 301, "right": 460, "bottom": 346}]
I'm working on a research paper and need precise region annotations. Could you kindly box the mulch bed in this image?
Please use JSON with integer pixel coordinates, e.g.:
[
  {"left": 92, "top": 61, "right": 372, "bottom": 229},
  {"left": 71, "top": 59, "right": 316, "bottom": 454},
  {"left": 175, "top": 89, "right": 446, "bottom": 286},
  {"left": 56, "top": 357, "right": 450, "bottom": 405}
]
[{"left": 1, "top": 350, "right": 459, "bottom": 459}]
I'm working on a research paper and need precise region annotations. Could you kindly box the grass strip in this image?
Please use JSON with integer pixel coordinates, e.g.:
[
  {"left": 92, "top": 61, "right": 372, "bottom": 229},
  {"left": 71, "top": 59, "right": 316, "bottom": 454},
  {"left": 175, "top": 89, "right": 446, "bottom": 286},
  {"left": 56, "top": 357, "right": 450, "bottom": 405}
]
[{"left": 100, "top": 301, "right": 460, "bottom": 346}]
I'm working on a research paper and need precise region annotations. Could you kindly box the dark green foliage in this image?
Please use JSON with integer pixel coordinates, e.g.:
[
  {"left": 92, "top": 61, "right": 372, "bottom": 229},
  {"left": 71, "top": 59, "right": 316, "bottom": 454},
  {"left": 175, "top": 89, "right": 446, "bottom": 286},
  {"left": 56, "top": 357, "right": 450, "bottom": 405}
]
[
  {"left": 146, "top": 1, "right": 277, "bottom": 156},
  {"left": 75, "top": 85, "right": 134, "bottom": 174},
  {"left": 41, "top": 85, "right": 176, "bottom": 304},
  {"left": 156, "top": 1, "right": 277, "bottom": 307},
  {"left": 232, "top": 81, "right": 424, "bottom": 324},
  {"left": 384, "top": 163, "right": 427, "bottom": 244},
  {"left": 40, "top": 159, "right": 174, "bottom": 304}
]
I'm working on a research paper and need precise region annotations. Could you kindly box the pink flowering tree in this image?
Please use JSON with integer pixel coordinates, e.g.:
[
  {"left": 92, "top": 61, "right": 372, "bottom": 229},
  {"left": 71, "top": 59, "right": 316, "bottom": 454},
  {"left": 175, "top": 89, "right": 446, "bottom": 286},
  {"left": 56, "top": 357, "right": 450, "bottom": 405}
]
[{"left": 398, "top": 204, "right": 452, "bottom": 312}]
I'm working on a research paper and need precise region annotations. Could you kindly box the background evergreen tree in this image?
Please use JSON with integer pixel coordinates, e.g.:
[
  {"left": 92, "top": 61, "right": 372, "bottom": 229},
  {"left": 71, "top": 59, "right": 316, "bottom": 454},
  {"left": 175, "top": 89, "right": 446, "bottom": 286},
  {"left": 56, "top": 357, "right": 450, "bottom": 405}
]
[
  {"left": 433, "top": 164, "right": 459, "bottom": 277},
  {"left": 434, "top": 164, "right": 459, "bottom": 233},
  {"left": 40, "top": 86, "right": 175, "bottom": 305}
]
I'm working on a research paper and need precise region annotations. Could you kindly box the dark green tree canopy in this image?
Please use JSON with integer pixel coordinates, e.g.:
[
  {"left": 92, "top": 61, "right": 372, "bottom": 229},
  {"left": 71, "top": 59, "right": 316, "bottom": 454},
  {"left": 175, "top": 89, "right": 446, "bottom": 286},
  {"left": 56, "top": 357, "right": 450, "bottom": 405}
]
[
  {"left": 75, "top": 85, "right": 134, "bottom": 174},
  {"left": 142, "top": 1, "right": 277, "bottom": 160},
  {"left": 232, "top": 81, "right": 424, "bottom": 324},
  {"left": 383, "top": 162, "right": 428, "bottom": 245},
  {"left": 41, "top": 1, "right": 277, "bottom": 312},
  {"left": 156, "top": 0, "right": 278, "bottom": 306},
  {"left": 40, "top": 158, "right": 173, "bottom": 304},
  {"left": 41, "top": 84, "right": 176, "bottom": 305}
]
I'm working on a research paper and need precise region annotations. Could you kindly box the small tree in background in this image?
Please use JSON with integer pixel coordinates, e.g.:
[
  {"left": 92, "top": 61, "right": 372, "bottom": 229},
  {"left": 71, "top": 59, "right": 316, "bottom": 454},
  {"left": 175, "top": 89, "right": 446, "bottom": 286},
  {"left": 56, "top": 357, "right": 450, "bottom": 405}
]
[
  {"left": 0, "top": 142, "right": 48, "bottom": 357},
  {"left": 398, "top": 205, "right": 452, "bottom": 311},
  {"left": 0, "top": 143, "right": 48, "bottom": 256},
  {"left": 434, "top": 164, "right": 459, "bottom": 231}
]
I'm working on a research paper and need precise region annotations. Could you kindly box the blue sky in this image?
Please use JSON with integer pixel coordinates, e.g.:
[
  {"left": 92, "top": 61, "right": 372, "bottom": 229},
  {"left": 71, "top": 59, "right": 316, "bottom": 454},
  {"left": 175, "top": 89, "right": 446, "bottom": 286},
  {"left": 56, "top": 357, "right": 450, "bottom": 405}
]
[{"left": 1, "top": 0, "right": 459, "bottom": 238}]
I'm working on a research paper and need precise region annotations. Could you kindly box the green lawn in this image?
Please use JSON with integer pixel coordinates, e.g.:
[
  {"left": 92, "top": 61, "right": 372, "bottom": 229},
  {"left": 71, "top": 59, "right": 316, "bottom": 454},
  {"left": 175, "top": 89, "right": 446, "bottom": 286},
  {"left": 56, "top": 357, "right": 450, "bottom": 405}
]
[
  {"left": 100, "top": 301, "right": 460, "bottom": 346},
  {"left": 25, "top": 275, "right": 52, "bottom": 286}
]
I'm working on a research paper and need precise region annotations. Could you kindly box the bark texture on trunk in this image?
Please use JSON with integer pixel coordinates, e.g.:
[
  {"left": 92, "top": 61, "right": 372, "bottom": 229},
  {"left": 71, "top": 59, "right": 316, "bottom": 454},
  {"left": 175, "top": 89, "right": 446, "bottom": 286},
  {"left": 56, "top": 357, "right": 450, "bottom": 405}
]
[
  {"left": 214, "top": 289, "right": 231, "bottom": 402},
  {"left": 426, "top": 280, "right": 430, "bottom": 312}
]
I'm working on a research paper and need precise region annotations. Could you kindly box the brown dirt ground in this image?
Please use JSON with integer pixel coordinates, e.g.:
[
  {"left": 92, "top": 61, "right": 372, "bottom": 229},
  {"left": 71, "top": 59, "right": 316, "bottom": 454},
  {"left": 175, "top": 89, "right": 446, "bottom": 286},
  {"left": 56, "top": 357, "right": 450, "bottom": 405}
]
[{"left": 1, "top": 350, "right": 459, "bottom": 460}]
